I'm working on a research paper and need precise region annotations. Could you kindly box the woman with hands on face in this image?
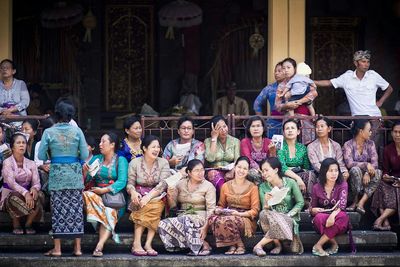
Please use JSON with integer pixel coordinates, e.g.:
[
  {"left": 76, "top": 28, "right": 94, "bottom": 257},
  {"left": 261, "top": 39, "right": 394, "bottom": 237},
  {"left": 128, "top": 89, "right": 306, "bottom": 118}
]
[
  {"left": 127, "top": 135, "right": 170, "bottom": 257},
  {"left": 83, "top": 132, "right": 128, "bottom": 257},
  {"left": 0, "top": 133, "right": 44, "bottom": 235},
  {"left": 310, "top": 158, "right": 351, "bottom": 257},
  {"left": 204, "top": 115, "right": 240, "bottom": 195},
  {"left": 158, "top": 159, "right": 216, "bottom": 256}
]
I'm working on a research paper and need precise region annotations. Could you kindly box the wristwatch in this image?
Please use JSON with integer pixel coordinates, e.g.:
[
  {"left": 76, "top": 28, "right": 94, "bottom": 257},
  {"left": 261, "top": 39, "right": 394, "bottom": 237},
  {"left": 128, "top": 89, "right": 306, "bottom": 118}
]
[{"left": 211, "top": 138, "right": 217, "bottom": 142}]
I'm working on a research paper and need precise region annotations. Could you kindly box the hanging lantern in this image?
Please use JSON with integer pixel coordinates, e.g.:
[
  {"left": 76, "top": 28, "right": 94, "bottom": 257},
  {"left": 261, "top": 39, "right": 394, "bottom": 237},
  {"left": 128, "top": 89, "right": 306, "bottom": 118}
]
[
  {"left": 159, "top": 0, "right": 202, "bottom": 40},
  {"left": 41, "top": 1, "right": 83, "bottom": 28},
  {"left": 249, "top": 24, "right": 265, "bottom": 57},
  {"left": 82, "top": 9, "right": 97, "bottom": 43}
]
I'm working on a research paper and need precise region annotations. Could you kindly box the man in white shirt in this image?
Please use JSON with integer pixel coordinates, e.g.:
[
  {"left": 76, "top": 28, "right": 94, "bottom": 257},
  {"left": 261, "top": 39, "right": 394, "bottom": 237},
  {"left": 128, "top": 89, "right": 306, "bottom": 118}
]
[{"left": 315, "top": 50, "right": 393, "bottom": 117}]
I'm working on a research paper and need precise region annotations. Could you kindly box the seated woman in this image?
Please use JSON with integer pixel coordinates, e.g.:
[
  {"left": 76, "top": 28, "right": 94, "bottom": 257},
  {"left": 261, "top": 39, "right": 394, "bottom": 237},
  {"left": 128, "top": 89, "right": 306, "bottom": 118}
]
[
  {"left": 240, "top": 116, "right": 276, "bottom": 185},
  {"left": 83, "top": 132, "right": 128, "bottom": 257},
  {"left": 0, "top": 133, "right": 44, "bottom": 235},
  {"left": 158, "top": 159, "right": 216, "bottom": 256},
  {"left": 208, "top": 156, "right": 260, "bottom": 255},
  {"left": 371, "top": 122, "right": 400, "bottom": 230},
  {"left": 0, "top": 125, "right": 11, "bottom": 166},
  {"left": 278, "top": 119, "right": 315, "bottom": 205},
  {"left": 163, "top": 116, "right": 205, "bottom": 170},
  {"left": 118, "top": 115, "right": 143, "bottom": 162},
  {"left": 205, "top": 115, "right": 240, "bottom": 194},
  {"left": 310, "top": 158, "right": 350, "bottom": 257},
  {"left": 343, "top": 119, "right": 381, "bottom": 215},
  {"left": 127, "top": 135, "right": 170, "bottom": 256},
  {"left": 22, "top": 119, "right": 39, "bottom": 161},
  {"left": 307, "top": 117, "right": 349, "bottom": 179},
  {"left": 253, "top": 157, "right": 304, "bottom": 256}
]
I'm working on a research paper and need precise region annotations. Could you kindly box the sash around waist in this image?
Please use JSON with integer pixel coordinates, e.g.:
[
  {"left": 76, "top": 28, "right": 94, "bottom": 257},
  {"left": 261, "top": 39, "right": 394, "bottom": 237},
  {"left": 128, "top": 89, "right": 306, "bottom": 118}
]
[{"left": 51, "top": 156, "right": 80, "bottom": 164}]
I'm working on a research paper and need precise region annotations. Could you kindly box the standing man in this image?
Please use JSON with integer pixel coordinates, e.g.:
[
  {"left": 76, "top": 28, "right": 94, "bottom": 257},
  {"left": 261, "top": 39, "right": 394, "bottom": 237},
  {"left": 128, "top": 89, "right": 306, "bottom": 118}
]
[
  {"left": 314, "top": 50, "right": 393, "bottom": 117},
  {"left": 214, "top": 81, "right": 249, "bottom": 116},
  {"left": 315, "top": 50, "right": 393, "bottom": 147}
]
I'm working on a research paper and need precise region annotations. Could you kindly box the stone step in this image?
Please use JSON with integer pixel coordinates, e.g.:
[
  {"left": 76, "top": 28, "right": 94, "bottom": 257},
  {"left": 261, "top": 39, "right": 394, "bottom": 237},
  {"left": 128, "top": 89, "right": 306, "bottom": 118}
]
[
  {"left": 0, "top": 252, "right": 400, "bottom": 267},
  {"left": 0, "top": 211, "right": 363, "bottom": 231},
  {"left": 0, "top": 231, "right": 396, "bottom": 253}
]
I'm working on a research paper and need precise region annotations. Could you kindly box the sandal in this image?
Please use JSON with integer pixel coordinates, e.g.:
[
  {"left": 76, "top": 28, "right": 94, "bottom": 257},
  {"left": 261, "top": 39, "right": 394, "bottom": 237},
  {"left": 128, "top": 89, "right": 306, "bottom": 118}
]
[
  {"left": 92, "top": 248, "right": 103, "bottom": 257},
  {"left": 198, "top": 248, "right": 212, "bottom": 256},
  {"left": 270, "top": 246, "right": 282, "bottom": 255},
  {"left": 312, "top": 246, "right": 329, "bottom": 257},
  {"left": 73, "top": 251, "right": 83, "bottom": 257},
  {"left": 44, "top": 249, "right": 62, "bottom": 257},
  {"left": 12, "top": 227, "right": 24, "bottom": 235},
  {"left": 326, "top": 245, "right": 339, "bottom": 255},
  {"left": 234, "top": 246, "right": 246, "bottom": 255},
  {"left": 225, "top": 246, "right": 236, "bottom": 255},
  {"left": 145, "top": 249, "right": 158, "bottom": 256},
  {"left": 25, "top": 227, "right": 36, "bottom": 235},
  {"left": 253, "top": 247, "right": 267, "bottom": 257},
  {"left": 131, "top": 249, "right": 147, "bottom": 256},
  {"left": 355, "top": 206, "right": 366, "bottom": 215}
]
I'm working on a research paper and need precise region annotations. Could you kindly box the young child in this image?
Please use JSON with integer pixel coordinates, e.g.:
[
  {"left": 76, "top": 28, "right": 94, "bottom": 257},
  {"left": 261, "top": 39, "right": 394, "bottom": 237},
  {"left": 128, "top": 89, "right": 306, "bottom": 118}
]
[{"left": 281, "top": 62, "right": 316, "bottom": 116}]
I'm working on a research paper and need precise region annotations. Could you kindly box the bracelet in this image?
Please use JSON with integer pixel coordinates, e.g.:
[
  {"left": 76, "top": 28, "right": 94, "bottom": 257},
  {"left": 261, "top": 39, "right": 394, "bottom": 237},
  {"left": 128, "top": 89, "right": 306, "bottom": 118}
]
[{"left": 211, "top": 138, "right": 217, "bottom": 142}]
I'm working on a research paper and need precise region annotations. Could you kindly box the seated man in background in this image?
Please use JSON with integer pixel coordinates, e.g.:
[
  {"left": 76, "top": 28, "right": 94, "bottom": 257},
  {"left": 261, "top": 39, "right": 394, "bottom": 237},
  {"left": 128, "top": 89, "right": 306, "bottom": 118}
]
[{"left": 214, "top": 81, "right": 249, "bottom": 116}]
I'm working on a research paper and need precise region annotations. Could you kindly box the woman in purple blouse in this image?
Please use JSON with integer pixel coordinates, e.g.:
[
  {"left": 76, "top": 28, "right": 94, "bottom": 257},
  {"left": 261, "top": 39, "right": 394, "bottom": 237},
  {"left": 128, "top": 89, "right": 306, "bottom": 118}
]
[
  {"left": 343, "top": 119, "right": 381, "bottom": 215},
  {"left": 310, "top": 158, "right": 350, "bottom": 257}
]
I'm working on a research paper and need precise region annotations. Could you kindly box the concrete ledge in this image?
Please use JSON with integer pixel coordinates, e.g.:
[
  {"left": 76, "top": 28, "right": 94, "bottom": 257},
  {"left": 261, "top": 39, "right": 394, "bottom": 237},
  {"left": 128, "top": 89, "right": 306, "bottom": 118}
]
[
  {"left": 0, "top": 252, "right": 400, "bottom": 267},
  {"left": 0, "top": 231, "right": 396, "bottom": 252}
]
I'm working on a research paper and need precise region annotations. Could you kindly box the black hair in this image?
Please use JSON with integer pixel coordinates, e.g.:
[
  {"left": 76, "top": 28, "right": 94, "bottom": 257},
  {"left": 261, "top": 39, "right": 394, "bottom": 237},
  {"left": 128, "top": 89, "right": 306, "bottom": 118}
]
[
  {"left": 282, "top": 57, "right": 297, "bottom": 69},
  {"left": 186, "top": 159, "right": 204, "bottom": 173},
  {"left": 141, "top": 135, "right": 160, "bottom": 152},
  {"left": 245, "top": 115, "right": 266, "bottom": 137},
  {"left": 282, "top": 118, "right": 300, "bottom": 130},
  {"left": 351, "top": 118, "right": 370, "bottom": 137},
  {"left": 103, "top": 132, "right": 119, "bottom": 152},
  {"left": 0, "top": 59, "right": 15, "bottom": 69},
  {"left": 22, "top": 119, "right": 39, "bottom": 141},
  {"left": 86, "top": 135, "right": 96, "bottom": 149},
  {"left": 123, "top": 115, "right": 141, "bottom": 136},
  {"left": 54, "top": 98, "right": 75, "bottom": 122},
  {"left": 260, "top": 157, "right": 284, "bottom": 178},
  {"left": 318, "top": 158, "right": 343, "bottom": 186},
  {"left": 235, "top": 156, "right": 250, "bottom": 167},
  {"left": 209, "top": 115, "right": 228, "bottom": 130},
  {"left": 10, "top": 133, "right": 27, "bottom": 149},
  {"left": 391, "top": 121, "right": 400, "bottom": 131},
  {"left": 315, "top": 116, "right": 333, "bottom": 127},
  {"left": 41, "top": 116, "right": 56, "bottom": 130},
  {"left": 177, "top": 116, "right": 194, "bottom": 129},
  {"left": 275, "top": 61, "right": 283, "bottom": 68}
]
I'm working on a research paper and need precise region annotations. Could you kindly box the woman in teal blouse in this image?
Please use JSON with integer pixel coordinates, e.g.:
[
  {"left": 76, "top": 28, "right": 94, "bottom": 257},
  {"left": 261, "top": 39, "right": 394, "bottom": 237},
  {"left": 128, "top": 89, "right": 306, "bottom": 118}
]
[
  {"left": 278, "top": 119, "right": 315, "bottom": 205},
  {"left": 253, "top": 157, "right": 304, "bottom": 256},
  {"left": 83, "top": 132, "right": 128, "bottom": 257}
]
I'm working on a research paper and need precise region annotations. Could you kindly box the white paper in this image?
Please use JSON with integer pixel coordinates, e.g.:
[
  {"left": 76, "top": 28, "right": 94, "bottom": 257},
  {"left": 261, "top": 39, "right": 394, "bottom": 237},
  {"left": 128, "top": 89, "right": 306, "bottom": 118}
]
[
  {"left": 271, "top": 134, "right": 284, "bottom": 150},
  {"left": 165, "top": 172, "right": 183, "bottom": 188},
  {"left": 88, "top": 158, "right": 100, "bottom": 177},
  {"left": 0, "top": 144, "right": 9, "bottom": 153},
  {"left": 174, "top": 143, "right": 191, "bottom": 157},
  {"left": 267, "top": 186, "right": 289, "bottom": 206},
  {"left": 220, "top": 162, "right": 235, "bottom": 171}
]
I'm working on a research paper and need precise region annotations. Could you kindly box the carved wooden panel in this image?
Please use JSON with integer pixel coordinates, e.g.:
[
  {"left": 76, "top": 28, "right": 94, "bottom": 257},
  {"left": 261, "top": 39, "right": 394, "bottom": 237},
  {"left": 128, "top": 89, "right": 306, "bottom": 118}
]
[
  {"left": 105, "top": 4, "right": 154, "bottom": 112},
  {"left": 310, "top": 17, "right": 361, "bottom": 115}
]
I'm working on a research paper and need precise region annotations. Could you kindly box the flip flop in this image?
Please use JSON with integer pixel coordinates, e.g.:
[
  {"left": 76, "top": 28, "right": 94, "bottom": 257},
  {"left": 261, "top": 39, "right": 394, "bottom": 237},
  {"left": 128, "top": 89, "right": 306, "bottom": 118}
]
[
  {"left": 224, "top": 246, "right": 236, "bottom": 255},
  {"left": 355, "top": 206, "right": 366, "bottom": 215},
  {"left": 25, "top": 227, "right": 36, "bottom": 235},
  {"left": 253, "top": 247, "right": 267, "bottom": 257},
  {"left": 131, "top": 249, "right": 147, "bottom": 256},
  {"left": 270, "top": 246, "right": 282, "bottom": 255},
  {"left": 92, "top": 248, "right": 103, "bottom": 257},
  {"left": 234, "top": 246, "right": 246, "bottom": 255},
  {"left": 326, "top": 245, "right": 339, "bottom": 255},
  {"left": 73, "top": 251, "right": 83, "bottom": 257},
  {"left": 12, "top": 228, "right": 23, "bottom": 235},
  {"left": 44, "top": 249, "right": 62, "bottom": 257},
  {"left": 145, "top": 249, "right": 158, "bottom": 256},
  {"left": 312, "top": 246, "right": 329, "bottom": 257}
]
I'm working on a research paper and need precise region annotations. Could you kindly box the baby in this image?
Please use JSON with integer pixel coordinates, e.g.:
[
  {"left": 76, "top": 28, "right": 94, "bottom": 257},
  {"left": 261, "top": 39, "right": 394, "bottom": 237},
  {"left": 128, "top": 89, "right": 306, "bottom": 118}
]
[{"left": 282, "top": 62, "right": 316, "bottom": 116}]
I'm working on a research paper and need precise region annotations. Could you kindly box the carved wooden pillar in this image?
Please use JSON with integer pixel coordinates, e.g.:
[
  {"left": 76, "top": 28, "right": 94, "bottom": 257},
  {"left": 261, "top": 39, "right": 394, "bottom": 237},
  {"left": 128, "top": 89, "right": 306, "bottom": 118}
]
[{"left": 105, "top": 3, "right": 154, "bottom": 112}]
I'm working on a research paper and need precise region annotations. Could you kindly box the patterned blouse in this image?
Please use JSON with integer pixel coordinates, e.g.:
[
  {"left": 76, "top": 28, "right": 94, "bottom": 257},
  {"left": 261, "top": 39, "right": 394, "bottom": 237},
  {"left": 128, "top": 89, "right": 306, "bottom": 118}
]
[
  {"left": 307, "top": 138, "right": 347, "bottom": 173},
  {"left": 342, "top": 139, "right": 378, "bottom": 172},
  {"left": 117, "top": 139, "right": 143, "bottom": 162},
  {"left": 310, "top": 181, "right": 348, "bottom": 211},
  {"left": 163, "top": 138, "right": 205, "bottom": 170},
  {"left": 204, "top": 135, "right": 240, "bottom": 168},
  {"left": 258, "top": 177, "right": 304, "bottom": 234},
  {"left": 240, "top": 138, "right": 275, "bottom": 169},
  {"left": 277, "top": 140, "right": 311, "bottom": 173},
  {"left": 0, "top": 78, "right": 30, "bottom": 116},
  {"left": 127, "top": 157, "right": 170, "bottom": 194}
]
